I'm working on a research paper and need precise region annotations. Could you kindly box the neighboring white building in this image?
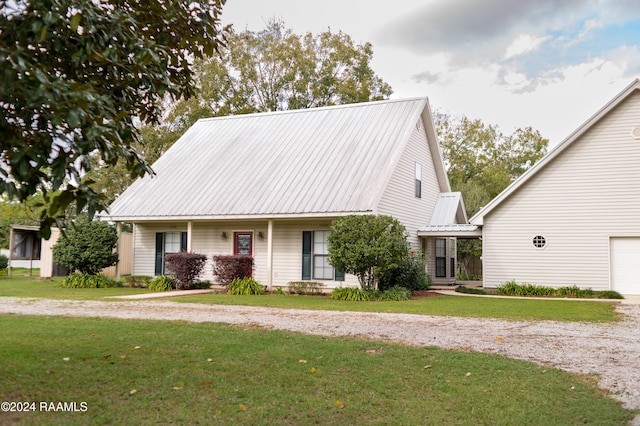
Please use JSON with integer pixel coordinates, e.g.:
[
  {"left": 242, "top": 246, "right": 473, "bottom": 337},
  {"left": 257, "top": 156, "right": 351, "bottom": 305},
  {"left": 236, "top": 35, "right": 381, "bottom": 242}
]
[
  {"left": 103, "top": 98, "right": 469, "bottom": 288},
  {"left": 471, "top": 79, "right": 640, "bottom": 295}
]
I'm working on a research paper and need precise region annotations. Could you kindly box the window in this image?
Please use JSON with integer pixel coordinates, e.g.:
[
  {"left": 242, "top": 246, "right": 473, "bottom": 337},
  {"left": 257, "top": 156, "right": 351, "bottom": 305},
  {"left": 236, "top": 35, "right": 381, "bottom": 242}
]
[
  {"left": 415, "top": 162, "right": 422, "bottom": 198},
  {"left": 532, "top": 235, "right": 546, "bottom": 249},
  {"left": 302, "top": 231, "right": 344, "bottom": 281},
  {"left": 11, "top": 231, "right": 41, "bottom": 260},
  {"left": 435, "top": 238, "right": 446, "bottom": 278},
  {"left": 155, "top": 231, "right": 187, "bottom": 275}
]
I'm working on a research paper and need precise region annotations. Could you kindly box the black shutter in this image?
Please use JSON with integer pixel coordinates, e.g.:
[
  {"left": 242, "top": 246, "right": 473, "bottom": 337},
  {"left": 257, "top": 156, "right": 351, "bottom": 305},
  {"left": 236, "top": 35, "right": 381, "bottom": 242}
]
[
  {"left": 302, "top": 231, "right": 312, "bottom": 280},
  {"left": 155, "top": 233, "right": 164, "bottom": 275},
  {"left": 180, "top": 232, "right": 188, "bottom": 252}
]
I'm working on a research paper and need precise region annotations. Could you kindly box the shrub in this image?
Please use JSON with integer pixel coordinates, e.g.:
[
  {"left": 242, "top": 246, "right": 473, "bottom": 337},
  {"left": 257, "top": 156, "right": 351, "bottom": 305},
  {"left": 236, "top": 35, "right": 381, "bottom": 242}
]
[
  {"left": 212, "top": 255, "right": 253, "bottom": 286},
  {"left": 455, "top": 286, "right": 487, "bottom": 295},
  {"left": 148, "top": 276, "right": 175, "bottom": 292},
  {"left": 328, "top": 214, "right": 411, "bottom": 290},
  {"left": 498, "top": 280, "right": 555, "bottom": 296},
  {"left": 227, "top": 277, "right": 264, "bottom": 295},
  {"left": 165, "top": 252, "right": 207, "bottom": 290},
  {"left": 123, "top": 275, "right": 152, "bottom": 288},
  {"left": 376, "top": 285, "right": 411, "bottom": 301},
  {"left": 597, "top": 290, "right": 624, "bottom": 299},
  {"left": 556, "top": 285, "right": 583, "bottom": 298},
  {"left": 60, "top": 273, "right": 122, "bottom": 288},
  {"left": 52, "top": 217, "right": 119, "bottom": 275},
  {"left": 187, "top": 280, "right": 212, "bottom": 290},
  {"left": 378, "top": 253, "right": 431, "bottom": 292},
  {"left": 330, "top": 287, "right": 373, "bottom": 301},
  {"left": 0, "top": 254, "right": 8, "bottom": 270},
  {"left": 287, "top": 281, "right": 325, "bottom": 295}
]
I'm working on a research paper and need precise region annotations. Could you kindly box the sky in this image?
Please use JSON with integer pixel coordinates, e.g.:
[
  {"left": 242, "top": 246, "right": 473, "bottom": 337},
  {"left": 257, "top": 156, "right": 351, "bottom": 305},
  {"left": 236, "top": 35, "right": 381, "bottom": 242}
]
[{"left": 222, "top": 0, "right": 640, "bottom": 146}]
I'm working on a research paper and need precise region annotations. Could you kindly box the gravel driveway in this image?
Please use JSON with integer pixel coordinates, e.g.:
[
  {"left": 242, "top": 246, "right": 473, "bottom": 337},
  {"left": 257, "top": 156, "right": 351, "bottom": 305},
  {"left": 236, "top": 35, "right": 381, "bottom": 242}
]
[{"left": 1, "top": 296, "right": 639, "bottom": 422}]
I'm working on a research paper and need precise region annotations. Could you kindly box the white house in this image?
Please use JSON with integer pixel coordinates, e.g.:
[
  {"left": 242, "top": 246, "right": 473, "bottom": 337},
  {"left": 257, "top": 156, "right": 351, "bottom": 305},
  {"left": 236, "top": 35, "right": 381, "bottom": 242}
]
[
  {"left": 103, "top": 98, "right": 468, "bottom": 288},
  {"left": 470, "top": 79, "right": 640, "bottom": 295}
]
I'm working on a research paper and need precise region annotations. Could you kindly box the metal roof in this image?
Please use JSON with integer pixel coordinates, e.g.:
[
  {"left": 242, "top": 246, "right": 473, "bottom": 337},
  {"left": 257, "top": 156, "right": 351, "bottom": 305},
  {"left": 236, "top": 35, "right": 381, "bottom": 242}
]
[
  {"left": 429, "top": 192, "right": 468, "bottom": 225},
  {"left": 106, "top": 98, "right": 433, "bottom": 221}
]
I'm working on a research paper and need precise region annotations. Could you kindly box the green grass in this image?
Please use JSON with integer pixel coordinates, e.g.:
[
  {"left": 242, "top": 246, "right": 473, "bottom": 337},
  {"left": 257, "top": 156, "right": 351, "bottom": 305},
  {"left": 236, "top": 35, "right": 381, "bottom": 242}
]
[
  {"left": 174, "top": 292, "right": 621, "bottom": 322},
  {"left": 0, "top": 275, "right": 621, "bottom": 322},
  {"left": 0, "top": 276, "right": 151, "bottom": 300},
  {"left": 0, "top": 314, "right": 634, "bottom": 425}
]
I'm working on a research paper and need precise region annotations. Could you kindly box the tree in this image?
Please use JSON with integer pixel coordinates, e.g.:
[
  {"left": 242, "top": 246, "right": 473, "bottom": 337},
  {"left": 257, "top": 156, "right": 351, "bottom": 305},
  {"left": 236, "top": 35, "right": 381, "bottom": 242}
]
[
  {"left": 328, "top": 215, "right": 410, "bottom": 290},
  {"left": 89, "top": 20, "right": 393, "bottom": 202},
  {"left": 434, "top": 113, "right": 548, "bottom": 217},
  {"left": 0, "top": 0, "right": 228, "bottom": 236},
  {"left": 52, "top": 217, "right": 119, "bottom": 275}
]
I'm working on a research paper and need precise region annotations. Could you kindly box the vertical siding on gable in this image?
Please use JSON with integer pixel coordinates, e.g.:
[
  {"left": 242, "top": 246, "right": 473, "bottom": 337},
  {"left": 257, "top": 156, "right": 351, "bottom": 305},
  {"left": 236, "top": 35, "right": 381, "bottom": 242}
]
[
  {"left": 482, "top": 92, "right": 640, "bottom": 290},
  {"left": 377, "top": 122, "right": 440, "bottom": 249}
]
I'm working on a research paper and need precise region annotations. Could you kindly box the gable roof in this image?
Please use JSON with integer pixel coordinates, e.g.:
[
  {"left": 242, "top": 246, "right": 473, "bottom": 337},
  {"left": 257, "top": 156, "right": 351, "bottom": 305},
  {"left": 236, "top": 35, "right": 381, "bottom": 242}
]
[
  {"left": 105, "top": 98, "right": 450, "bottom": 221},
  {"left": 429, "top": 192, "right": 468, "bottom": 226},
  {"left": 470, "top": 78, "right": 640, "bottom": 226}
]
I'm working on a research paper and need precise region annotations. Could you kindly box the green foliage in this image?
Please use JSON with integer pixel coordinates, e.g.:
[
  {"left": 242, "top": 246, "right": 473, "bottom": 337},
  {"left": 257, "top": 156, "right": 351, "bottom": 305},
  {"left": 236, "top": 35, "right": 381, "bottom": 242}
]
[
  {"left": 455, "top": 286, "right": 488, "bottom": 295},
  {"left": 378, "top": 253, "right": 431, "bottom": 292},
  {"left": 330, "top": 287, "right": 373, "bottom": 301},
  {"left": 52, "top": 218, "right": 119, "bottom": 275},
  {"left": 188, "top": 280, "right": 212, "bottom": 290},
  {"left": 376, "top": 286, "right": 412, "bottom": 301},
  {"left": 122, "top": 276, "right": 152, "bottom": 288},
  {"left": 596, "top": 290, "right": 624, "bottom": 300},
  {"left": 60, "top": 273, "right": 122, "bottom": 288},
  {"left": 0, "top": 254, "right": 8, "bottom": 270},
  {"left": 148, "top": 276, "right": 175, "bottom": 292},
  {"left": 0, "top": 199, "right": 40, "bottom": 248},
  {"left": 287, "top": 281, "right": 326, "bottom": 295},
  {"left": 227, "top": 277, "right": 265, "bottom": 295},
  {"left": 498, "top": 281, "right": 625, "bottom": 299},
  {"left": 0, "top": 0, "right": 228, "bottom": 234},
  {"left": 328, "top": 215, "right": 411, "bottom": 290}
]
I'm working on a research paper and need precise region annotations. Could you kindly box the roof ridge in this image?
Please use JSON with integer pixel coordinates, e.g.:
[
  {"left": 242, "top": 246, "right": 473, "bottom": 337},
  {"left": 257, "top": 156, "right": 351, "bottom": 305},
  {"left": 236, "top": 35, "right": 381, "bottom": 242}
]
[{"left": 196, "top": 97, "right": 428, "bottom": 123}]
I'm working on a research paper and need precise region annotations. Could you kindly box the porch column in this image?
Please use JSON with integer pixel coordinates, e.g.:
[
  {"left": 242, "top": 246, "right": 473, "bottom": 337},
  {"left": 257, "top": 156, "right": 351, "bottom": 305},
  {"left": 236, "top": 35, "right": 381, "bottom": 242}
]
[
  {"left": 115, "top": 222, "right": 122, "bottom": 281},
  {"left": 187, "top": 221, "right": 193, "bottom": 252},
  {"left": 267, "top": 220, "right": 274, "bottom": 291}
]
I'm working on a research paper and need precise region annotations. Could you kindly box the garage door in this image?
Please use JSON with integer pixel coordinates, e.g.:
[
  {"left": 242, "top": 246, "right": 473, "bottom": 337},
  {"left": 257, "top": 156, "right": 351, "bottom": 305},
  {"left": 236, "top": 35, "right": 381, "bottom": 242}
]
[{"left": 610, "top": 238, "right": 640, "bottom": 295}]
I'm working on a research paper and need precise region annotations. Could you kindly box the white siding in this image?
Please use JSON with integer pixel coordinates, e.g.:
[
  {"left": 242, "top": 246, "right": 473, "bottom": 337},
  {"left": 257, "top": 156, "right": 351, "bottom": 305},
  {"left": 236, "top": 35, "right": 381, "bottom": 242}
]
[
  {"left": 377, "top": 121, "right": 440, "bottom": 249},
  {"left": 482, "top": 91, "right": 640, "bottom": 290},
  {"left": 133, "top": 220, "right": 360, "bottom": 289}
]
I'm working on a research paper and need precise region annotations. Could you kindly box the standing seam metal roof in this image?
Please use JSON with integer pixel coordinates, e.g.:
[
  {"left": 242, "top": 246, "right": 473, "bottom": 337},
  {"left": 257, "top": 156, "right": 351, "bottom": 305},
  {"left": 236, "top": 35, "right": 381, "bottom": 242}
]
[{"left": 107, "top": 98, "right": 430, "bottom": 220}]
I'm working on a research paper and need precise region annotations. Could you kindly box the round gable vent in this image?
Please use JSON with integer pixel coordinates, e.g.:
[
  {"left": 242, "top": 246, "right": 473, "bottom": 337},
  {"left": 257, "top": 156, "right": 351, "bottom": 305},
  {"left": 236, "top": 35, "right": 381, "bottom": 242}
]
[{"left": 632, "top": 127, "right": 640, "bottom": 140}]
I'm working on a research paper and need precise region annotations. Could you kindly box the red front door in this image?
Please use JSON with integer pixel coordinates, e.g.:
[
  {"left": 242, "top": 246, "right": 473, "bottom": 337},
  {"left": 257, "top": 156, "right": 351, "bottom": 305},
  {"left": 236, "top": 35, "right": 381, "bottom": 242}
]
[{"left": 234, "top": 232, "right": 253, "bottom": 256}]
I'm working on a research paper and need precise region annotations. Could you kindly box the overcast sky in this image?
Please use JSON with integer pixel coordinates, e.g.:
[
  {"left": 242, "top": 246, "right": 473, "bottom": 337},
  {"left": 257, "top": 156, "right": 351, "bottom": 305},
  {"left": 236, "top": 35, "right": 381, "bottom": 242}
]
[{"left": 222, "top": 0, "right": 640, "bottom": 146}]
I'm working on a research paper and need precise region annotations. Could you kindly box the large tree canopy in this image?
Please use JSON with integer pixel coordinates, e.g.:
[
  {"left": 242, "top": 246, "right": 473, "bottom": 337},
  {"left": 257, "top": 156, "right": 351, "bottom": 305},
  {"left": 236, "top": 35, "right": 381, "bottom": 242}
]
[
  {"left": 89, "top": 20, "right": 393, "bottom": 202},
  {"left": 0, "top": 0, "right": 228, "bottom": 237},
  {"left": 434, "top": 113, "right": 549, "bottom": 217}
]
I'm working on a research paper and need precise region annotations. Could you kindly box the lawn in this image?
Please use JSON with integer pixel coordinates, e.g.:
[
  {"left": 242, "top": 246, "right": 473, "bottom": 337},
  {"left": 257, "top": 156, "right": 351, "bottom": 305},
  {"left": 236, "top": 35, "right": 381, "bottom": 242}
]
[
  {"left": 0, "top": 275, "right": 621, "bottom": 322},
  {"left": 173, "top": 292, "right": 621, "bottom": 322},
  {"left": 0, "top": 275, "right": 150, "bottom": 300},
  {"left": 0, "top": 314, "right": 634, "bottom": 425}
]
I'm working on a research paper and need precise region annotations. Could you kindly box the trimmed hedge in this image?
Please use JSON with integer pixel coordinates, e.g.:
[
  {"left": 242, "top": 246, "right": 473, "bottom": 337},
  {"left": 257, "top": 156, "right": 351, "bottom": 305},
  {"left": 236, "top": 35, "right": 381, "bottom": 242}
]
[{"left": 213, "top": 255, "right": 253, "bottom": 286}]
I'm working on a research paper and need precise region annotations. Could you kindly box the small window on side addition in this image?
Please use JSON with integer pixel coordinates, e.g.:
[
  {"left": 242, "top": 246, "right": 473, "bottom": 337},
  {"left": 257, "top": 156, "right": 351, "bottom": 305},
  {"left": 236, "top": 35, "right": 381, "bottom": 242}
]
[{"left": 532, "top": 235, "right": 546, "bottom": 249}]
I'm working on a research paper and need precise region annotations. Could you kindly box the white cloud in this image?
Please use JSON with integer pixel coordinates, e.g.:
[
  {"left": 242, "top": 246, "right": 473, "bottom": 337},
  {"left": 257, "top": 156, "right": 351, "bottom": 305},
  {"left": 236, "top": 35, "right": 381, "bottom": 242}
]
[{"left": 504, "top": 34, "right": 549, "bottom": 59}]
